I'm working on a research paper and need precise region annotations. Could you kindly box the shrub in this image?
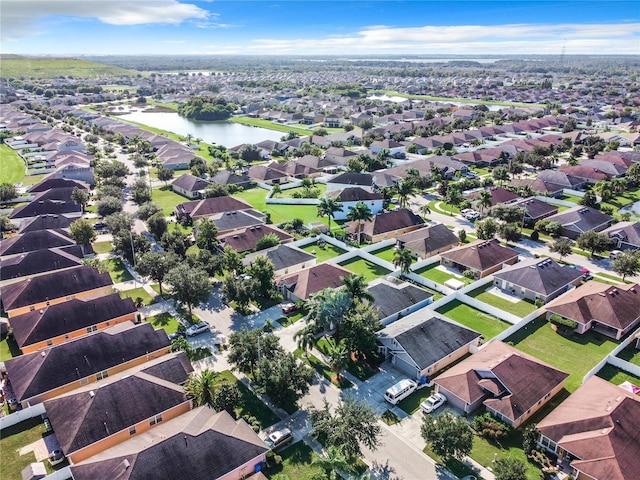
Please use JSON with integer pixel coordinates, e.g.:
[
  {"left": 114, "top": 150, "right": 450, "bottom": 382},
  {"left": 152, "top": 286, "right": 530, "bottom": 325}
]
[
  {"left": 458, "top": 229, "right": 467, "bottom": 243},
  {"left": 534, "top": 298, "right": 544, "bottom": 308},
  {"left": 472, "top": 412, "right": 512, "bottom": 441},
  {"left": 549, "top": 314, "right": 578, "bottom": 330},
  {"left": 266, "top": 450, "right": 282, "bottom": 468},
  {"left": 463, "top": 269, "right": 476, "bottom": 279},
  {"left": 530, "top": 230, "right": 539, "bottom": 241}
]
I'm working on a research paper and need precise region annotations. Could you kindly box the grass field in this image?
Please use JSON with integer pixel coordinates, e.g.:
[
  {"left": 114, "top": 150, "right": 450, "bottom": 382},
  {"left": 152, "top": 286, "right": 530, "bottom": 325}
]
[
  {"left": 1, "top": 417, "right": 55, "bottom": 480},
  {"left": 92, "top": 241, "right": 113, "bottom": 254},
  {"left": 374, "top": 89, "right": 546, "bottom": 108},
  {"left": 20, "top": 174, "right": 48, "bottom": 187},
  {"left": 435, "top": 299, "right": 510, "bottom": 339},
  {"left": 338, "top": 257, "right": 392, "bottom": 283},
  {"left": 467, "top": 286, "right": 538, "bottom": 317},
  {"left": 506, "top": 315, "right": 619, "bottom": 392},
  {"left": 229, "top": 116, "right": 313, "bottom": 136},
  {"left": 262, "top": 441, "right": 324, "bottom": 479},
  {"left": 397, "top": 386, "right": 435, "bottom": 415},
  {"left": 0, "top": 333, "right": 21, "bottom": 361},
  {"left": 232, "top": 187, "right": 325, "bottom": 225},
  {"left": 147, "top": 312, "right": 181, "bottom": 334},
  {"left": 0, "top": 56, "right": 136, "bottom": 78},
  {"left": 298, "top": 241, "right": 347, "bottom": 263},
  {"left": 152, "top": 185, "right": 188, "bottom": 216},
  {"left": 279, "top": 183, "right": 327, "bottom": 198},
  {"left": 596, "top": 364, "right": 640, "bottom": 386},
  {"left": 119, "top": 286, "right": 155, "bottom": 306},
  {"left": 102, "top": 257, "right": 134, "bottom": 283},
  {"left": 616, "top": 345, "right": 640, "bottom": 367},
  {"left": 414, "top": 262, "right": 473, "bottom": 286},
  {"left": 0, "top": 144, "right": 26, "bottom": 184},
  {"left": 370, "top": 244, "right": 416, "bottom": 266}
]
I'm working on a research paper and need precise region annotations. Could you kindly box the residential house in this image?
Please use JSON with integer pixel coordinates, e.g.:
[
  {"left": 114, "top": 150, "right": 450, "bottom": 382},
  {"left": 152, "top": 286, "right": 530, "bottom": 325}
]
[
  {"left": 171, "top": 174, "right": 213, "bottom": 199},
  {"left": 493, "top": 257, "right": 584, "bottom": 303},
  {"left": 10, "top": 190, "right": 83, "bottom": 221},
  {"left": 326, "top": 172, "right": 376, "bottom": 192},
  {"left": 9, "top": 293, "right": 137, "bottom": 354},
  {"left": 0, "top": 266, "right": 113, "bottom": 317},
  {"left": 559, "top": 165, "right": 609, "bottom": 184},
  {"left": 175, "top": 196, "right": 255, "bottom": 222},
  {"left": 511, "top": 197, "right": 558, "bottom": 226},
  {"left": 345, "top": 208, "right": 426, "bottom": 243},
  {"left": 217, "top": 225, "right": 293, "bottom": 253},
  {"left": 325, "top": 188, "right": 384, "bottom": 221},
  {"left": 27, "top": 177, "right": 90, "bottom": 194},
  {"left": 155, "top": 142, "right": 198, "bottom": 170},
  {"left": 536, "top": 375, "right": 640, "bottom": 480},
  {"left": 4, "top": 321, "right": 170, "bottom": 408},
  {"left": 377, "top": 314, "right": 481, "bottom": 380},
  {"left": 0, "top": 246, "right": 84, "bottom": 286},
  {"left": 465, "top": 187, "right": 520, "bottom": 208},
  {"left": 434, "top": 341, "right": 568, "bottom": 428},
  {"left": 17, "top": 214, "right": 76, "bottom": 233},
  {"left": 268, "top": 161, "right": 320, "bottom": 179},
  {"left": 211, "top": 210, "right": 267, "bottom": 235},
  {"left": 69, "top": 406, "right": 269, "bottom": 480},
  {"left": 323, "top": 146, "right": 359, "bottom": 166},
  {"left": 601, "top": 221, "right": 640, "bottom": 250},
  {"left": 453, "top": 150, "right": 501, "bottom": 167},
  {"left": 295, "top": 154, "right": 340, "bottom": 174},
  {"left": 368, "top": 278, "right": 434, "bottom": 325},
  {"left": 537, "top": 170, "right": 586, "bottom": 190},
  {"left": 370, "top": 139, "right": 405, "bottom": 158},
  {"left": 545, "top": 282, "right": 640, "bottom": 340},
  {"left": 395, "top": 224, "right": 460, "bottom": 260},
  {"left": 44, "top": 354, "right": 192, "bottom": 464},
  {"left": 0, "top": 229, "right": 76, "bottom": 256},
  {"left": 209, "top": 170, "right": 252, "bottom": 188},
  {"left": 247, "top": 164, "right": 288, "bottom": 184},
  {"left": 277, "top": 262, "right": 352, "bottom": 301},
  {"left": 242, "top": 244, "right": 316, "bottom": 277},
  {"left": 544, "top": 206, "right": 614, "bottom": 240},
  {"left": 439, "top": 239, "right": 519, "bottom": 279}
]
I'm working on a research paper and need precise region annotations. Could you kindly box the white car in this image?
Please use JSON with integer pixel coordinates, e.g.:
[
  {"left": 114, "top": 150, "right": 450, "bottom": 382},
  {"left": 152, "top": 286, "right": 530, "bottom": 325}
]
[
  {"left": 420, "top": 393, "right": 447, "bottom": 414},
  {"left": 186, "top": 322, "right": 210, "bottom": 336}
]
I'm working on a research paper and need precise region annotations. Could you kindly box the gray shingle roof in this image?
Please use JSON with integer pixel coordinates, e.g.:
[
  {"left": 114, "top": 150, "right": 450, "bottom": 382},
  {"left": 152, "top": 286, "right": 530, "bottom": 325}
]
[
  {"left": 493, "top": 257, "right": 583, "bottom": 296},
  {"left": 396, "top": 224, "right": 459, "bottom": 256},
  {"left": 369, "top": 281, "right": 433, "bottom": 320},
  {"left": 243, "top": 244, "right": 315, "bottom": 271}
]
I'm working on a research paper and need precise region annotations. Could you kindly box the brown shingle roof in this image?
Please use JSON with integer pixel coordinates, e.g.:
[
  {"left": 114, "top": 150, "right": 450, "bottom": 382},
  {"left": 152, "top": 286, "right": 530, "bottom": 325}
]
[
  {"left": 277, "top": 262, "right": 352, "bottom": 300},
  {"left": 217, "top": 225, "right": 293, "bottom": 253},
  {"left": 346, "top": 209, "right": 425, "bottom": 237},
  {"left": 176, "top": 196, "right": 253, "bottom": 220},
  {"left": 440, "top": 239, "right": 519, "bottom": 273}
]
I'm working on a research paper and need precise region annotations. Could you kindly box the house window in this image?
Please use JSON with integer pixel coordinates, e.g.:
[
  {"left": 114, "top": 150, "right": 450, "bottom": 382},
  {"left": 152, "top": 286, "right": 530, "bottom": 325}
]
[
  {"left": 30, "top": 306, "right": 36, "bottom": 311},
  {"left": 150, "top": 414, "right": 163, "bottom": 426},
  {"left": 80, "top": 378, "right": 89, "bottom": 386},
  {"left": 86, "top": 325, "right": 98, "bottom": 333},
  {"left": 129, "top": 426, "right": 136, "bottom": 435},
  {"left": 46, "top": 340, "right": 53, "bottom": 346},
  {"left": 540, "top": 436, "right": 557, "bottom": 452},
  {"left": 96, "top": 370, "right": 109, "bottom": 381},
  {"left": 64, "top": 335, "right": 69, "bottom": 339}
]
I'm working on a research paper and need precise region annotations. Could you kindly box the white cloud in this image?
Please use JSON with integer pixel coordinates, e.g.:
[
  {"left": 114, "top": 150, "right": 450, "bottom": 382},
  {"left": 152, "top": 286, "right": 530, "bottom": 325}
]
[
  {"left": 1, "top": 0, "right": 209, "bottom": 41},
  {"left": 244, "top": 22, "right": 640, "bottom": 55}
]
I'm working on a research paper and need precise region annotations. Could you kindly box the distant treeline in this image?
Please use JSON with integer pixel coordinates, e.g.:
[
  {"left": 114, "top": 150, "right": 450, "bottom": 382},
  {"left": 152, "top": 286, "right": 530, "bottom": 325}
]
[{"left": 177, "top": 96, "right": 234, "bottom": 121}]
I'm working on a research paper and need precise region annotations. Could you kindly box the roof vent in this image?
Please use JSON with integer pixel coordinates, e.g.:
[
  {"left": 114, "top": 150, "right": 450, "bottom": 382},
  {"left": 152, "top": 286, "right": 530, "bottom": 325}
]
[
  {"left": 41, "top": 351, "right": 46, "bottom": 357},
  {"left": 89, "top": 391, "right": 95, "bottom": 397},
  {"left": 123, "top": 459, "right": 130, "bottom": 469}
]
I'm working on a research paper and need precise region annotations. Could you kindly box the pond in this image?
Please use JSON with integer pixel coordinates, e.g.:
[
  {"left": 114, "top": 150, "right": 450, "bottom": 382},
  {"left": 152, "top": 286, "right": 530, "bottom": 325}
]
[
  {"left": 117, "top": 110, "right": 283, "bottom": 147},
  {"left": 619, "top": 201, "right": 640, "bottom": 217}
]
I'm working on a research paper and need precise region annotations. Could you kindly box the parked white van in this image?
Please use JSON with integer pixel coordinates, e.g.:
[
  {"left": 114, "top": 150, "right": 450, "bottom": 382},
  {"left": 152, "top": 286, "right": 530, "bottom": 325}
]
[{"left": 384, "top": 379, "right": 417, "bottom": 405}]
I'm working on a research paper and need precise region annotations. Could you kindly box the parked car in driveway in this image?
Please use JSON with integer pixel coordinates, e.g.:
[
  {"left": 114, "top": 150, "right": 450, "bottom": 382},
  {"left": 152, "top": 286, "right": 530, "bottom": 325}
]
[
  {"left": 420, "top": 393, "right": 447, "bottom": 414},
  {"left": 186, "top": 322, "right": 210, "bottom": 336},
  {"left": 281, "top": 302, "right": 297, "bottom": 314},
  {"left": 168, "top": 331, "right": 186, "bottom": 342},
  {"left": 264, "top": 427, "right": 294, "bottom": 451}
]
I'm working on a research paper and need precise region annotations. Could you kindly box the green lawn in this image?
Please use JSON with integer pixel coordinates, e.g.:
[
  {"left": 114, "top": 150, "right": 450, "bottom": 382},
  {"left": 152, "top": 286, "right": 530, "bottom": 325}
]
[
  {"left": 370, "top": 244, "right": 416, "bottom": 266},
  {"left": 280, "top": 183, "right": 327, "bottom": 198},
  {"left": 298, "top": 241, "right": 347, "bottom": 263},
  {"left": 0, "top": 417, "right": 55, "bottom": 480},
  {"left": 294, "top": 348, "right": 353, "bottom": 389},
  {"left": 152, "top": 185, "right": 189, "bottom": 216},
  {"left": 215, "top": 370, "right": 280, "bottom": 429},
  {"left": 0, "top": 333, "right": 21, "bottom": 361},
  {"left": 397, "top": 386, "right": 434, "bottom": 415},
  {"left": 338, "top": 257, "right": 392, "bottom": 283},
  {"left": 470, "top": 431, "right": 544, "bottom": 480},
  {"left": 601, "top": 185, "right": 640, "bottom": 211},
  {"left": 423, "top": 444, "right": 481, "bottom": 480},
  {"left": 0, "top": 144, "right": 25, "bottom": 184},
  {"left": 102, "top": 257, "right": 134, "bottom": 283},
  {"left": 119, "top": 286, "right": 156, "bottom": 306},
  {"left": 559, "top": 194, "right": 582, "bottom": 204},
  {"left": 277, "top": 311, "right": 304, "bottom": 327},
  {"left": 316, "top": 337, "right": 377, "bottom": 381},
  {"left": 596, "top": 364, "right": 640, "bottom": 386},
  {"left": 262, "top": 441, "right": 324, "bottom": 480},
  {"left": 229, "top": 116, "right": 313, "bottom": 136},
  {"left": 616, "top": 345, "right": 640, "bottom": 367},
  {"left": 147, "top": 312, "right": 181, "bottom": 334},
  {"left": 467, "top": 287, "right": 538, "bottom": 317},
  {"left": 232, "top": 187, "right": 325, "bottom": 226},
  {"left": 506, "top": 315, "right": 620, "bottom": 392},
  {"left": 414, "top": 262, "right": 472, "bottom": 286},
  {"left": 435, "top": 299, "right": 510, "bottom": 339},
  {"left": 20, "top": 173, "right": 48, "bottom": 187},
  {"left": 92, "top": 241, "right": 113, "bottom": 254}
]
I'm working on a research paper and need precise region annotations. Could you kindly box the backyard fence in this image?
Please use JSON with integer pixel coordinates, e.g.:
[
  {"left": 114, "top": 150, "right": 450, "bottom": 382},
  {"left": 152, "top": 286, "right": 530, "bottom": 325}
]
[{"left": 0, "top": 403, "right": 46, "bottom": 431}]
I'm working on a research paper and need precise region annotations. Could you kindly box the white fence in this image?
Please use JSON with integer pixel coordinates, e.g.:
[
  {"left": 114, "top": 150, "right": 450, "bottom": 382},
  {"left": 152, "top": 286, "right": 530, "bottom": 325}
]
[
  {"left": 43, "top": 466, "right": 72, "bottom": 480},
  {"left": 0, "top": 403, "right": 46, "bottom": 430},
  {"left": 583, "top": 327, "right": 640, "bottom": 382}
]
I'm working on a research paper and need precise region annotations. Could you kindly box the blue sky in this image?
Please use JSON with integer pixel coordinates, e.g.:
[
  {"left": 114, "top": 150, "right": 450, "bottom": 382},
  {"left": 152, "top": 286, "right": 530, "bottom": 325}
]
[{"left": 2, "top": 1, "right": 639, "bottom": 55}]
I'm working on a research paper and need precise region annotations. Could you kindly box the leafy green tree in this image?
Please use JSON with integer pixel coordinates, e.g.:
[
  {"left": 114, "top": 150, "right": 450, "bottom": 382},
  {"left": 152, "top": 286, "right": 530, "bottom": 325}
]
[
  {"left": 97, "top": 196, "right": 123, "bottom": 217},
  {"left": 69, "top": 218, "right": 96, "bottom": 245},
  {"left": 576, "top": 231, "right": 612, "bottom": 257},
  {"left": 228, "top": 328, "right": 283, "bottom": 376},
  {"left": 165, "top": 264, "right": 211, "bottom": 314},
  {"left": 246, "top": 256, "right": 275, "bottom": 299},
  {"left": 477, "top": 190, "right": 493, "bottom": 213},
  {"left": 310, "top": 397, "right": 381, "bottom": 459},
  {"left": 421, "top": 412, "right": 473, "bottom": 461},
  {"left": 346, "top": 202, "right": 373, "bottom": 245},
  {"left": 493, "top": 457, "right": 528, "bottom": 480},
  {"left": 71, "top": 187, "right": 89, "bottom": 211},
  {"left": 475, "top": 218, "right": 497, "bottom": 240},
  {"left": 497, "top": 223, "right": 522, "bottom": 243},
  {"left": 136, "top": 202, "right": 162, "bottom": 221},
  {"left": 611, "top": 250, "right": 640, "bottom": 281},
  {"left": 549, "top": 237, "right": 573, "bottom": 261},
  {"left": 156, "top": 166, "right": 174, "bottom": 185},
  {"left": 317, "top": 197, "right": 344, "bottom": 233},
  {"left": 255, "top": 351, "right": 314, "bottom": 410},
  {"left": 113, "top": 231, "right": 151, "bottom": 263},
  {"left": 306, "top": 288, "right": 353, "bottom": 342},
  {"left": 270, "top": 184, "right": 281, "bottom": 198},
  {"left": 310, "top": 446, "right": 356, "bottom": 480},
  {"left": 492, "top": 166, "right": 510, "bottom": 185},
  {"left": 626, "top": 162, "right": 640, "bottom": 185},
  {"left": 210, "top": 381, "right": 240, "bottom": 418},
  {"left": 204, "top": 183, "right": 229, "bottom": 198},
  {"left": 160, "top": 229, "right": 190, "bottom": 258},
  {"left": 342, "top": 300, "right": 380, "bottom": 362},
  {"left": 98, "top": 184, "right": 124, "bottom": 201},
  {"left": 341, "top": 273, "right": 373, "bottom": 302},
  {"left": 147, "top": 212, "right": 168, "bottom": 239},
  {"left": 184, "top": 369, "right": 217, "bottom": 407},
  {"left": 195, "top": 218, "right": 219, "bottom": 252},
  {"left": 255, "top": 233, "right": 281, "bottom": 251},
  {"left": 393, "top": 247, "right": 414, "bottom": 275},
  {"left": 136, "top": 251, "right": 180, "bottom": 295},
  {"left": 223, "top": 245, "right": 243, "bottom": 274},
  {"left": 579, "top": 190, "right": 598, "bottom": 208},
  {"left": 395, "top": 179, "right": 416, "bottom": 209},
  {"left": 445, "top": 187, "right": 463, "bottom": 216},
  {"left": 0, "top": 215, "right": 15, "bottom": 232},
  {"left": 0, "top": 183, "right": 18, "bottom": 203},
  {"left": 131, "top": 178, "right": 152, "bottom": 205},
  {"left": 492, "top": 205, "right": 525, "bottom": 225}
]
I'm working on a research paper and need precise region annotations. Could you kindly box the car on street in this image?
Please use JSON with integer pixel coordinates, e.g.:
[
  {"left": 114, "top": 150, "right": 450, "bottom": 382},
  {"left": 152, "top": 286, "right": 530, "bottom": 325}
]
[
  {"left": 281, "top": 302, "right": 297, "bottom": 314},
  {"left": 93, "top": 222, "right": 106, "bottom": 231},
  {"left": 420, "top": 393, "right": 447, "bottom": 414},
  {"left": 167, "top": 331, "right": 186, "bottom": 342},
  {"left": 185, "top": 322, "right": 210, "bottom": 336},
  {"left": 461, "top": 209, "right": 481, "bottom": 221},
  {"left": 264, "top": 427, "right": 294, "bottom": 451}
]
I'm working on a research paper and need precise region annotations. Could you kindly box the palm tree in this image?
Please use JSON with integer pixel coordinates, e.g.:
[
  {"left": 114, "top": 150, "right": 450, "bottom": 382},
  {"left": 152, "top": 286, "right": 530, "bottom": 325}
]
[
  {"left": 271, "top": 183, "right": 282, "bottom": 198},
  {"left": 346, "top": 202, "right": 373, "bottom": 246},
  {"left": 317, "top": 197, "right": 343, "bottom": 234},
  {"left": 294, "top": 325, "right": 316, "bottom": 358},
  {"left": 326, "top": 339, "right": 350, "bottom": 382},
  {"left": 593, "top": 180, "right": 613, "bottom": 202},
  {"left": 311, "top": 446, "right": 355, "bottom": 480},
  {"left": 395, "top": 179, "right": 416, "bottom": 209},
  {"left": 341, "top": 273, "right": 373, "bottom": 302},
  {"left": 445, "top": 188, "right": 463, "bottom": 216},
  {"left": 477, "top": 190, "right": 493, "bottom": 213},
  {"left": 611, "top": 178, "right": 626, "bottom": 194},
  {"left": 419, "top": 204, "right": 431, "bottom": 217},
  {"left": 184, "top": 369, "right": 217, "bottom": 407},
  {"left": 306, "top": 288, "right": 352, "bottom": 342},
  {"left": 393, "top": 247, "right": 414, "bottom": 275}
]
